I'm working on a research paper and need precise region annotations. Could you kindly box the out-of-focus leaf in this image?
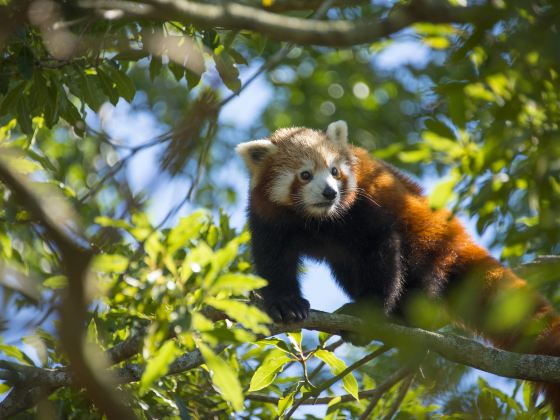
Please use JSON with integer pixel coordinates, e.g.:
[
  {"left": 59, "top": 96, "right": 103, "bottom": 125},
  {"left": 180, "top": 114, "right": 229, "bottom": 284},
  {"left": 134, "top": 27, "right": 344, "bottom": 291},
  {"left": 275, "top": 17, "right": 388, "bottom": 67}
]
[
  {"left": 149, "top": 55, "right": 163, "bottom": 81},
  {"left": 167, "top": 210, "right": 210, "bottom": 254},
  {"left": 0, "top": 341, "right": 35, "bottom": 365},
  {"left": 209, "top": 273, "right": 267, "bottom": 295},
  {"left": 215, "top": 52, "right": 241, "bottom": 93},
  {"left": 43, "top": 275, "right": 68, "bottom": 289},
  {"left": 278, "top": 390, "right": 296, "bottom": 416},
  {"left": 206, "top": 297, "right": 270, "bottom": 335},
  {"left": 139, "top": 340, "right": 179, "bottom": 395},
  {"left": 93, "top": 254, "right": 129, "bottom": 273},
  {"left": 429, "top": 171, "right": 460, "bottom": 209},
  {"left": 197, "top": 341, "right": 244, "bottom": 412},
  {"left": 105, "top": 65, "right": 136, "bottom": 102}
]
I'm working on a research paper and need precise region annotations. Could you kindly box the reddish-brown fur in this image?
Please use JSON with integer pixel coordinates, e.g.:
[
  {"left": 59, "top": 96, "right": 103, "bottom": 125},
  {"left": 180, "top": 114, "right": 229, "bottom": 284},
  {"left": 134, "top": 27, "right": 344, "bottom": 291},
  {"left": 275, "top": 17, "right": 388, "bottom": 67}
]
[
  {"left": 241, "top": 126, "right": 560, "bottom": 415},
  {"left": 351, "top": 146, "right": 560, "bottom": 414}
]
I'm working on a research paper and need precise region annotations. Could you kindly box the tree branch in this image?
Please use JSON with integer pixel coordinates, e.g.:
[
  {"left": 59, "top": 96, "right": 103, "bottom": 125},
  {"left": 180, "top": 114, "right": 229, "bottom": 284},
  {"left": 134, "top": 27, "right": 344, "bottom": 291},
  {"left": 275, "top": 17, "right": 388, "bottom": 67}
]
[
  {"left": 0, "top": 160, "right": 135, "bottom": 419},
  {"left": 5, "top": 308, "right": 560, "bottom": 416},
  {"left": 286, "top": 345, "right": 392, "bottom": 418},
  {"left": 78, "top": 0, "right": 502, "bottom": 47}
]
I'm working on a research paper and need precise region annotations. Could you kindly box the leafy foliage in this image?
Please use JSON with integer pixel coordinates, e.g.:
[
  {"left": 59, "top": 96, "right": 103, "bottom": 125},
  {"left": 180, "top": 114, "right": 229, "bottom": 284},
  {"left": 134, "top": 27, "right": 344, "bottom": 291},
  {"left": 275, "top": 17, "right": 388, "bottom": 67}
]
[{"left": 0, "top": 0, "right": 559, "bottom": 418}]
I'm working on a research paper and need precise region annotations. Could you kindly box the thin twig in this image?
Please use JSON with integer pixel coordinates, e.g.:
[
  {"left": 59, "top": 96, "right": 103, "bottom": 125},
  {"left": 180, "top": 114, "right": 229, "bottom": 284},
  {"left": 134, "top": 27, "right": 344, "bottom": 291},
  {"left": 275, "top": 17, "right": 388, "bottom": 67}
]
[
  {"left": 285, "top": 345, "right": 391, "bottom": 418},
  {"left": 380, "top": 374, "right": 414, "bottom": 420}
]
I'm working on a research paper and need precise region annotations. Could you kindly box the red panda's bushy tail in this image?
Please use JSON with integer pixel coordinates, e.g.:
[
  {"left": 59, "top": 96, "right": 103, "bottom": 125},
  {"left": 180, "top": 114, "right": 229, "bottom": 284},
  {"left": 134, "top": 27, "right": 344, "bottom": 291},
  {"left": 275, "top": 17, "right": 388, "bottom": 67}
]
[{"left": 450, "top": 254, "right": 560, "bottom": 416}]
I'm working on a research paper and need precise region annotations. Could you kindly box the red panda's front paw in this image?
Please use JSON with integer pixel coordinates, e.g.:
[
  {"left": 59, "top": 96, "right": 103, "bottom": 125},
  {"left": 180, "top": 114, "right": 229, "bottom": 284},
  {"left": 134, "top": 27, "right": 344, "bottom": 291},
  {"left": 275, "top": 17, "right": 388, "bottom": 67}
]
[{"left": 265, "top": 296, "right": 310, "bottom": 323}]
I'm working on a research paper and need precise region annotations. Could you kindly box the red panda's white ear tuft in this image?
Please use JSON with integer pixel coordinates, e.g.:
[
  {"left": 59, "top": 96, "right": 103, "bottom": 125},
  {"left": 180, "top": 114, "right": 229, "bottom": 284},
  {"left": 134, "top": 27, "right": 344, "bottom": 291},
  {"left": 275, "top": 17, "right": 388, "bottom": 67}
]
[
  {"left": 235, "top": 139, "right": 278, "bottom": 172},
  {"left": 326, "top": 120, "right": 348, "bottom": 146}
]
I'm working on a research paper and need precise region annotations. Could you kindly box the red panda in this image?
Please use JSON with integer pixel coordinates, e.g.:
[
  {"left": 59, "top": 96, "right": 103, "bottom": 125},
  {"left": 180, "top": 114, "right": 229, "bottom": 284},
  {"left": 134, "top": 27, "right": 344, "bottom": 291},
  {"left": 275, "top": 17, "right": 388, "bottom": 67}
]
[{"left": 236, "top": 121, "right": 560, "bottom": 414}]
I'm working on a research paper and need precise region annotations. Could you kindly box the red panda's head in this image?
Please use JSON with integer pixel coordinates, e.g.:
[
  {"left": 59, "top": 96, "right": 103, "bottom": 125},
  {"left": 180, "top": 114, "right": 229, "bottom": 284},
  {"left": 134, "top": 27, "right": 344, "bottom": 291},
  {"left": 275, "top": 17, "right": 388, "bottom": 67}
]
[{"left": 236, "top": 121, "right": 357, "bottom": 219}]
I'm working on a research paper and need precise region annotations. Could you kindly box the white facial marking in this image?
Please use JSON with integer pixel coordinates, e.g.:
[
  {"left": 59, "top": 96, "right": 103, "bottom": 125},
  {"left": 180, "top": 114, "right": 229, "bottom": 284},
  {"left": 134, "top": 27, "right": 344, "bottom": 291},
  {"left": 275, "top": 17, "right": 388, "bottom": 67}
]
[
  {"left": 301, "top": 169, "right": 340, "bottom": 217},
  {"left": 268, "top": 170, "right": 295, "bottom": 204},
  {"left": 340, "top": 161, "right": 357, "bottom": 193}
]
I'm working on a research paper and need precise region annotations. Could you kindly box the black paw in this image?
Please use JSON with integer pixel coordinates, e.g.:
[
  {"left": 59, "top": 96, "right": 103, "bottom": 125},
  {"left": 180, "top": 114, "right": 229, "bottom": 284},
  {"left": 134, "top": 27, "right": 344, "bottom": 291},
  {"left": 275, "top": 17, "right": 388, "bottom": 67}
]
[{"left": 264, "top": 295, "right": 310, "bottom": 323}]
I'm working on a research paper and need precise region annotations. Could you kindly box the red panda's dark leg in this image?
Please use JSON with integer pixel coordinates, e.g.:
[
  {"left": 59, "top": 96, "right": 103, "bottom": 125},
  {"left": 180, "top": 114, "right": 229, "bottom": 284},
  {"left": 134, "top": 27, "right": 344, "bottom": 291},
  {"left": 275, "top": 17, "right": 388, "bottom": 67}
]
[
  {"left": 332, "top": 230, "right": 405, "bottom": 345},
  {"left": 249, "top": 215, "right": 309, "bottom": 323},
  {"left": 330, "top": 229, "right": 404, "bottom": 315}
]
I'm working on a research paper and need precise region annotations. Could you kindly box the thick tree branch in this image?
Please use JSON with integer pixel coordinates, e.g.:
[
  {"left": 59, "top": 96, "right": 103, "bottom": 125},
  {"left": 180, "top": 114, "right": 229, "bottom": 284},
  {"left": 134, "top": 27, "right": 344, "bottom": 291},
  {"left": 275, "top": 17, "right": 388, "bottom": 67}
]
[
  {"left": 0, "top": 160, "right": 135, "bottom": 419},
  {"left": 78, "top": 0, "right": 502, "bottom": 47},
  {"left": 263, "top": 0, "right": 366, "bottom": 13},
  {"left": 4, "top": 308, "right": 560, "bottom": 416}
]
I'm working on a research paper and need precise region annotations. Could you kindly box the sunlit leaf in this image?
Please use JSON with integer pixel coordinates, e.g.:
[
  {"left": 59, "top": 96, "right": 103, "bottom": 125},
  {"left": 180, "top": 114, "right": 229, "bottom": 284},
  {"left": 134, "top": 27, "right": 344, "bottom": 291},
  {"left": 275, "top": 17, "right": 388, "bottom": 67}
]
[
  {"left": 93, "top": 254, "right": 129, "bottom": 273},
  {"left": 139, "top": 340, "right": 179, "bottom": 395},
  {"left": 209, "top": 273, "right": 267, "bottom": 296},
  {"left": 315, "top": 349, "right": 359, "bottom": 400},
  {"left": 206, "top": 297, "right": 270, "bottom": 335},
  {"left": 248, "top": 351, "right": 292, "bottom": 392},
  {"left": 197, "top": 341, "right": 244, "bottom": 411}
]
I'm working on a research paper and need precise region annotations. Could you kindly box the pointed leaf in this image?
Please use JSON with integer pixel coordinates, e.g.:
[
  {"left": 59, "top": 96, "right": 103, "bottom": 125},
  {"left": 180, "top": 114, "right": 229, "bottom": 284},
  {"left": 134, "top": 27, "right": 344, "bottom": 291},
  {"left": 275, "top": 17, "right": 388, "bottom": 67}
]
[
  {"left": 315, "top": 349, "right": 359, "bottom": 400},
  {"left": 139, "top": 340, "right": 179, "bottom": 395},
  {"left": 248, "top": 352, "right": 292, "bottom": 392},
  {"left": 198, "top": 341, "right": 244, "bottom": 411}
]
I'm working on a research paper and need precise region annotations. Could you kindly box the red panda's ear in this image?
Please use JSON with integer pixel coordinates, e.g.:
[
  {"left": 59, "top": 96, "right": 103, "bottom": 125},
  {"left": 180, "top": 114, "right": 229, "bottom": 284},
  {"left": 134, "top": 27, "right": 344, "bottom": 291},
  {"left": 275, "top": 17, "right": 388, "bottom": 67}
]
[
  {"left": 235, "top": 139, "right": 278, "bottom": 172},
  {"left": 326, "top": 120, "right": 348, "bottom": 146}
]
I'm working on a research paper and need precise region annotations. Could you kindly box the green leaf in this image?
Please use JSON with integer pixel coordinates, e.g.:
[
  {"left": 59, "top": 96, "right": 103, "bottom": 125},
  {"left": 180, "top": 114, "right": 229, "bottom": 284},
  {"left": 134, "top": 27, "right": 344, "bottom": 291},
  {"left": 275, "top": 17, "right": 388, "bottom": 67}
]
[
  {"left": 139, "top": 340, "right": 179, "bottom": 395},
  {"left": 44, "top": 275, "right": 68, "bottom": 289},
  {"left": 197, "top": 341, "right": 244, "bottom": 411},
  {"left": 287, "top": 332, "right": 302, "bottom": 353},
  {"left": 17, "top": 46, "right": 34, "bottom": 80},
  {"left": 255, "top": 338, "right": 292, "bottom": 354},
  {"left": 167, "top": 210, "right": 210, "bottom": 254},
  {"left": 424, "top": 118, "right": 455, "bottom": 140},
  {"left": 215, "top": 52, "right": 241, "bottom": 93},
  {"left": 206, "top": 231, "right": 250, "bottom": 282},
  {"left": 315, "top": 349, "right": 359, "bottom": 401},
  {"left": 429, "top": 171, "right": 460, "bottom": 209},
  {"left": 86, "top": 318, "right": 102, "bottom": 348},
  {"left": 97, "top": 68, "right": 119, "bottom": 105},
  {"left": 168, "top": 61, "right": 185, "bottom": 81},
  {"left": 203, "top": 29, "right": 220, "bottom": 50},
  {"left": 113, "top": 50, "right": 150, "bottom": 61},
  {"left": 248, "top": 351, "right": 292, "bottom": 392},
  {"left": 93, "top": 254, "right": 129, "bottom": 273},
  {"left": 94, "top": 216, "right": 132, "bottom": 230},
  {"left": 105, "top": 65, "right": 136, "bottom": 102},
  {"left": 206, "top": 297, "right": 270, "bottom": 335},
  {"left": 29, "top": 72, "right": 48, "bottom": 114},
  {"left": 278, "top": 390, "right": 296, "bottom": 416},
  {"left": 0, "top": 342, "right": 35, "bottom": 365},
  {"left": 186, "top": 68, "right": 201, "bottom": 90},
  {"left": 180, "top": 241, "right": 214, "bottom": 281},
  {"left": 149, "top": 55, "right": 163, "bottom": 81},
  {"left": 58, "top": 92, "right": 82, "bottom": 129},
  {"left": 209, "top": 273, "right": 267, "bottom": 295},
  {"left": 228, "top": 49, "right": 248, "bottom": 66},
  {"left": 43, "top": 84, "right": 60, "bottom": 128},
  {"left": 0, "top": 82, "right": 25, "bottom": 115},
  {"left": 0, "top": 232, "right": 11, "bottom": 258},
  {"left": 16, "top": 96, "right": 32, "bottom": 134},
  {"left": 80, "top": 72, "right": 105, "bottom": 111}
]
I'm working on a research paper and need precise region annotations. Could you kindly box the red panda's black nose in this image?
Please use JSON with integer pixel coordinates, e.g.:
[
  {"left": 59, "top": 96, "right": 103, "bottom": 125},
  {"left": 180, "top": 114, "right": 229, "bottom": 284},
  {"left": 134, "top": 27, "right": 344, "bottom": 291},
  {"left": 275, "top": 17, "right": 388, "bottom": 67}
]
[{"left": 322, "top": 186, "right": 337, "bottom": 201}]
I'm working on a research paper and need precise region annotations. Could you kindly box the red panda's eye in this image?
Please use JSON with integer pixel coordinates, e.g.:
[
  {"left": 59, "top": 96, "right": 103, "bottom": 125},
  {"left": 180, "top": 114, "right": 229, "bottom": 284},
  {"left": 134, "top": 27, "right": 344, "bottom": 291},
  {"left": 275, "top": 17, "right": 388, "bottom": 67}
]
[
  {"left": 331, "top": 167, "right": 339, "bottom": 177},
  {"left": 300, "top": 171, "right": 312, "bottom": 181}
]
